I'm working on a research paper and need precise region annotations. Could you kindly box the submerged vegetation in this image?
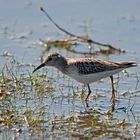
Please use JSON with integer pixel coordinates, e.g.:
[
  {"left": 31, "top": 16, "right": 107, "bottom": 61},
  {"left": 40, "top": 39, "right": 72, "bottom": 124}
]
[
  {"left": 0, "top": 54, "right": 139, "bottom": 139},
  {"left": 0, "top": 2, "right": 140, "bottom": 139}
]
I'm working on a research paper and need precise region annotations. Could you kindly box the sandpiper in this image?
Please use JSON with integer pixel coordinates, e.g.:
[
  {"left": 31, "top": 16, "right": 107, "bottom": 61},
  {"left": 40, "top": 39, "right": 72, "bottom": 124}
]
[{"left": 33, "top": 52, "right": 137, "bottom": 103}]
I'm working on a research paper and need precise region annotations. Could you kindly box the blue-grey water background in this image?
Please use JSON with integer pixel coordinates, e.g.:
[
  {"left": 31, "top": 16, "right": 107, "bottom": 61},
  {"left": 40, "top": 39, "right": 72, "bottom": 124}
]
[{"left": 0, "top": 0, "right": 140, "bottom": 139}]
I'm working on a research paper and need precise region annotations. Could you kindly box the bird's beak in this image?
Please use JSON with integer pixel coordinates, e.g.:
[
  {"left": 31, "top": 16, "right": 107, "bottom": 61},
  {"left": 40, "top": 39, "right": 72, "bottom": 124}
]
[{"left": 32, "top": 63, "right": 45, "bottom": 73}]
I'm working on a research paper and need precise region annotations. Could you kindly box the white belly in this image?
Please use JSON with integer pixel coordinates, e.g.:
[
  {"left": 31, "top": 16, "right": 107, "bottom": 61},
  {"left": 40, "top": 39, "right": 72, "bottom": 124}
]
[{"left": 67, "top": 68, "right": 123, "bottom": 84}]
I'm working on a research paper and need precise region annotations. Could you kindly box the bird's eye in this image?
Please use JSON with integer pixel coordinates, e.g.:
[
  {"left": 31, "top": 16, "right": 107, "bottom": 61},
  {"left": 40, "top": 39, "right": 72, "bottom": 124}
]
[{"left": 48, "top": 57, "right": 52, "bottom": 61}]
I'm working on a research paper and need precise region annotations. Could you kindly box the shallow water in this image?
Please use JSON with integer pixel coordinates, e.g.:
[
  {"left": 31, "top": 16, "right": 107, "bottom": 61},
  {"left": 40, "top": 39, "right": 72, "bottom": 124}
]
[{"left": 0, "top": 0, "right": 140, "bottom": 139}]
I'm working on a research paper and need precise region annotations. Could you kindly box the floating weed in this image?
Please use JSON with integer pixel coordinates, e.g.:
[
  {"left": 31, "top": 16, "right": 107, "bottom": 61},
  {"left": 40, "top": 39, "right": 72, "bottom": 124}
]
[
  {"left": 0, "top": 87, "right": 11, "bottom": 99},
  {"left": 31, "top": 73, "right": 54, "bottom": 97},
  {"left": 0, "top": 109, "right": 22, "bottom": 127},
  {"left": 40, "top": 39, "right": 121, "bottom": 56},
  {"left": 99, "top": 48, "right": 119, "bottom": 55},
  {"left": 0, "top": 60, "right": 51, "bottom": 136},
  {"left": 0, "top": 75, "right": 12, "bottom": 87},
  {"left": 24, "top": 109, "right": 45, "bottom": 127},
  {"left": 49, "top": 111, "right": 134, "bottom": 139},
  {"left": 40, "top": 39, "right": 74, "bottom": 50}
]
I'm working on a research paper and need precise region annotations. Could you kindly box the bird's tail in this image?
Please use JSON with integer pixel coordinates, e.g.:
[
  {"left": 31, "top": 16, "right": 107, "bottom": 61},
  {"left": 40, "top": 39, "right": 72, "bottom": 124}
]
[{"left": 118, "top": 61, "right": 137, "bottom": 68}]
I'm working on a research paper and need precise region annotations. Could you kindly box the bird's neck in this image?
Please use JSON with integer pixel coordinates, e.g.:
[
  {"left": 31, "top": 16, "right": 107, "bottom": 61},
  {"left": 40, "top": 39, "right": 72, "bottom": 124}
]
[{"left": 55, "top": 58, "right": 68, "bottom": 74}]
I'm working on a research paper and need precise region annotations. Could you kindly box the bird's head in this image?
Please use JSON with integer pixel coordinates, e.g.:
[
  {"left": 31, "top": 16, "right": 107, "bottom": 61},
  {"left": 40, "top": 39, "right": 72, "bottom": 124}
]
[{"left": 33, "top": 52, "right": 67, "bottom": 73}]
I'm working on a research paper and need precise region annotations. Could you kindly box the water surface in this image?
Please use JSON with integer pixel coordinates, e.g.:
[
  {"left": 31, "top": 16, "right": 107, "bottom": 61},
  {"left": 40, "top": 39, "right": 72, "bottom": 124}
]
[{"left": 0, "top": 0, "right": 140, "bottom": 139}]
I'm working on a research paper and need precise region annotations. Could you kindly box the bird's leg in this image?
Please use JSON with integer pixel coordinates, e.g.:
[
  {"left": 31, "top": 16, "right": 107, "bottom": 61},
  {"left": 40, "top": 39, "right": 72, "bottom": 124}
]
[
  {"left": 110, "top": 75, "right": 115, "bottom": 111},
  {"left": 84, "top": 84, "right": 91, "bottom": 107},
  {"left": 110, "top": 75, "right": 115, "bottom": 101},
  {"left": 85, "top": 84, "right": 91, "bottom": 101}
]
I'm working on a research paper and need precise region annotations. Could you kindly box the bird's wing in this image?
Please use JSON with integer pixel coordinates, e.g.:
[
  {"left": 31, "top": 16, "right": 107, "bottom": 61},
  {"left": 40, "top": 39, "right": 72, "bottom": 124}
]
[{"left": 71, "top": 58, "right": 120, "bottom": 75}]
